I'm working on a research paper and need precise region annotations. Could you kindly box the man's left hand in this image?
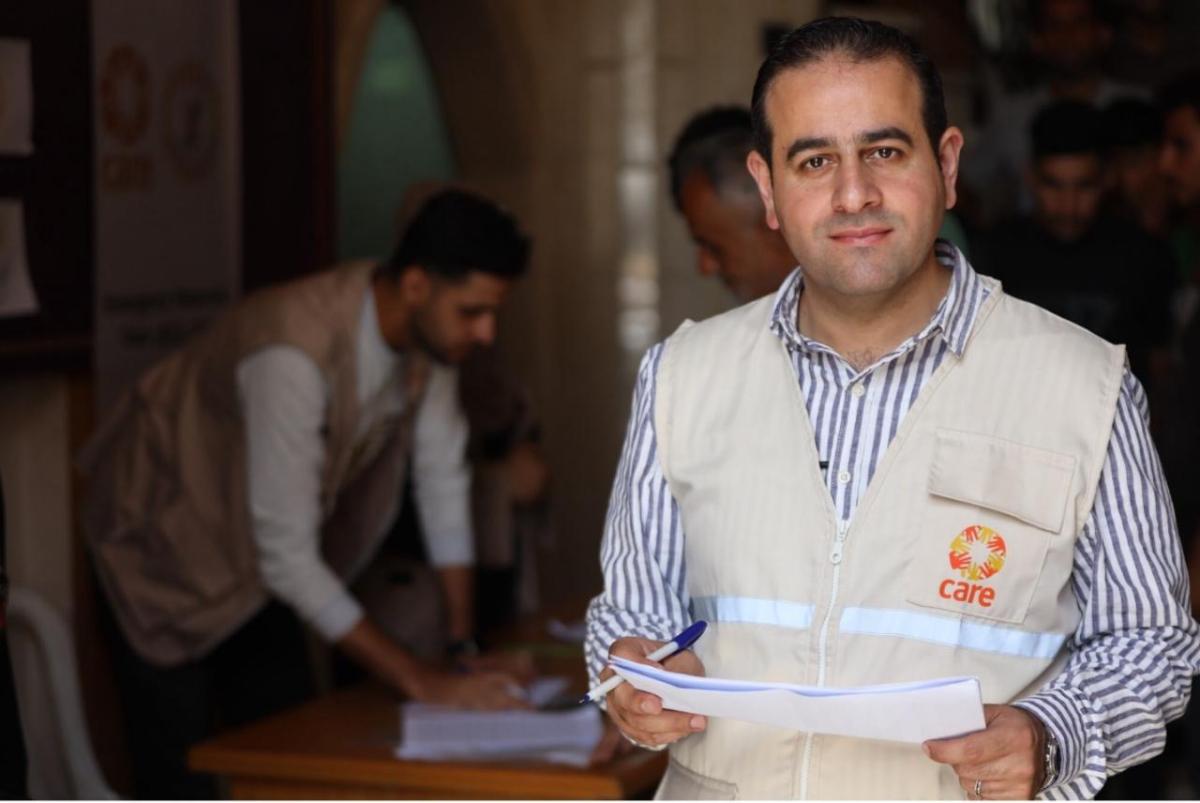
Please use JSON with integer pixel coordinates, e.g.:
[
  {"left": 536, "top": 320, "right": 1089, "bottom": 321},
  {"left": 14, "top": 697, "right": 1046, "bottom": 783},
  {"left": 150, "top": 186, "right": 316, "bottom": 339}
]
[{"left": 923, "top": 704, "right": 1047, "bottom": 800}]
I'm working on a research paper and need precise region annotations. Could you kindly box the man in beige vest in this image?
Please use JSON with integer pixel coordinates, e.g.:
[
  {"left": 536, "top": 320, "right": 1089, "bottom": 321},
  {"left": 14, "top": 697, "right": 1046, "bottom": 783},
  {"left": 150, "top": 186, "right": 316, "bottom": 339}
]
[
  {"left": 82, "top": 189, "right": 532, "bottom": 797},
  {"left": 587, "top": 17, "right": 1198, "bottom": 800}
]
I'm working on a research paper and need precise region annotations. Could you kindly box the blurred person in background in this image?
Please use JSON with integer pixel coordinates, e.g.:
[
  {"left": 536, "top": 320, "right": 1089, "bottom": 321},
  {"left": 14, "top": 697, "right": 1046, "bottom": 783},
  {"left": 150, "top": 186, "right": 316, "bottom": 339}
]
[
  {"left": 1103, "top": 96, "right": 1172, "bottom": 239},
  {"left": 963, "top": 0, "right": 1146, "bottom": 226},
  {"left": 667, "top": 106, "right": 797, "bottom": 303},
  {"left": 80, "top": 189, "right": 533, "bottom": 798},
  {"left": 976, "top": 100, "right": 1174, "bottom": 392}
]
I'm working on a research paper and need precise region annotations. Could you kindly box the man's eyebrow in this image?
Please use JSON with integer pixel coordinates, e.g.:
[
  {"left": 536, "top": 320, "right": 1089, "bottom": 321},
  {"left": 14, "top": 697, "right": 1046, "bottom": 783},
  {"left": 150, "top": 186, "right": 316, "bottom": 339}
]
[
  {"left": 784, "top": 128, "right": 916, "bottom": 162},
  {"left": 785, "top": 136, "right": 834, "bottom": 162},
  {"left": 858, "top": 127, "right": 915, "bottom": 147}
]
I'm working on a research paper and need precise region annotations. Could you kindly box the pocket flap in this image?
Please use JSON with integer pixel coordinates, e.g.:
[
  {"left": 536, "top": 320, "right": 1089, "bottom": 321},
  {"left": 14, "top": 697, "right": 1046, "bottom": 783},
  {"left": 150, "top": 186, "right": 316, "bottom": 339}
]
[{"left": 928, "top": 429, "right": 1075, "bottom": 533}]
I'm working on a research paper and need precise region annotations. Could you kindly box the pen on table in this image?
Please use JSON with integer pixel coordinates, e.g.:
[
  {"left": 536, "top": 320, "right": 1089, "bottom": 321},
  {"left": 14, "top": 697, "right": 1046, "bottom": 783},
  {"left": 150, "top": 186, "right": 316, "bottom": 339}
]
[{"left": 579, "top": 620, "right": 708, "bottom": 705}]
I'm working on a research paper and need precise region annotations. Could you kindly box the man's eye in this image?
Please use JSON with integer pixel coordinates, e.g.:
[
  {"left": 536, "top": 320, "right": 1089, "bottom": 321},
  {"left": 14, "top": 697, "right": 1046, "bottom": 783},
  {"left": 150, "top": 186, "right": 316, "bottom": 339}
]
[
  {"left": 804, "top": 156, "right": 828, "bottom": 170},
  {"left": 875, "top": 147, "right": 898, "bottom": 159}
]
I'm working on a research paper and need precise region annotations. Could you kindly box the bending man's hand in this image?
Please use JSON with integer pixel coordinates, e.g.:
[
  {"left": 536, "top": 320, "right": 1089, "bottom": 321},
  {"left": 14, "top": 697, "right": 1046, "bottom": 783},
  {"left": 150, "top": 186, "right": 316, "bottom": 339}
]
[
  {"left": 923, "top": 704, "right": 1048, "bottom": 799},
  {"left": 337, "top": 617, "right": 529, "bottom": 710},
  {"left": 409, "top": 664, "right": 532, "bottom": 710},
  {"left": 603, "top": 636, "right": 707, "bottom": 749}
]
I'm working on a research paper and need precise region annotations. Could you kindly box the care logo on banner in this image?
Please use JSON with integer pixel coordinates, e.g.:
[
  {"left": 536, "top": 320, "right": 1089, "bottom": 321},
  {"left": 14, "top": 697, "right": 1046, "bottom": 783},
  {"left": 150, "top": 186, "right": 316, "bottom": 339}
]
[
  {"left": 99, "top": 43, "right": 153, "bottom": 190},
  {"left": 98, "top": 45, "right": 221, "bottom": 191},
  {"left": 92, "top": 0, "right": 240, "bottom": 413}
]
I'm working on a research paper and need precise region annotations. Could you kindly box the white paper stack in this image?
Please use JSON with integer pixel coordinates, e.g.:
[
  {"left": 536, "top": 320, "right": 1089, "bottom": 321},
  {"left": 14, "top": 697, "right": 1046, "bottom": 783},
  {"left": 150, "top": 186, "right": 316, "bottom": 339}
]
[
  {"left": 611, "top": 657, "right": 985, "bottom": 744},
  {"left": 396, "top": 677, "right": 603, "bottom": 767}
]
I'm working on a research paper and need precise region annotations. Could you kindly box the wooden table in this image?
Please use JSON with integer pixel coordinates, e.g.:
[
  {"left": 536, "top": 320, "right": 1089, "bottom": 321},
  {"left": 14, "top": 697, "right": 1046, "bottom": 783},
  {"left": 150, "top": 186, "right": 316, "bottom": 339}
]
[{"left": 189, "top": 682, "right": 667, "bottom": 799}]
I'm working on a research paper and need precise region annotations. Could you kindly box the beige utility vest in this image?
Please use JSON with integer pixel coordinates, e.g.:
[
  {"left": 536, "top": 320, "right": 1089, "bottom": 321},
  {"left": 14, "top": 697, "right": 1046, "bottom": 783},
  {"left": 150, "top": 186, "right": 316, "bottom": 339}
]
[
  {"left": 81, "top": 263, "right": 428, "bottom": 667},
  {"left": 653, "top": 280, "right": 1124, "bottom": 799}
]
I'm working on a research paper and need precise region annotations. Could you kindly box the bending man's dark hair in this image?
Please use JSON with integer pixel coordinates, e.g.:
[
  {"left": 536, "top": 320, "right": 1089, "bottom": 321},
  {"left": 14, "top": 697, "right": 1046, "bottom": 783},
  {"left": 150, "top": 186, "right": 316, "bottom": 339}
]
[
  {"left": 750, "top": 16, "right": 947, "bottom": 164},
  {"left": 667, "top": 106, "right": 761, "bottom": 212},
  {"left": 380, "top": 189, "right": 530, "bottom": 282}
]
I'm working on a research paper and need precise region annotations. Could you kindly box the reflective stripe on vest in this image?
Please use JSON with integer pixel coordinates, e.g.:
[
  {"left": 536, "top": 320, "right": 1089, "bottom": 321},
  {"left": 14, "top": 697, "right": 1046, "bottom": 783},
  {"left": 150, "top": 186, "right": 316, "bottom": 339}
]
[
  {"left": 839, "top": 606, "right": 1067, "bottom": 660},
  {"left": 691, "top": 596, "right": 815, "bottom": 630}
]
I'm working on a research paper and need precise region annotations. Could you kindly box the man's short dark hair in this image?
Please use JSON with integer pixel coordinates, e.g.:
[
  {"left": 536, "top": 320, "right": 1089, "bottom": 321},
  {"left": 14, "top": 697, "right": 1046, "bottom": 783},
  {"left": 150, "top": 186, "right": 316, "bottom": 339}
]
[
  {"left": 1103, "top": 97, "right": 1162, "bottom": 150},
  {"left": 750, "top": 17, "right": 947, "bottom": 164},
  {"left": 667, "top": 106, "right": 759, "bottom": 211},
  {"left": 1158, "top": 70, "right": 1200, "bottom": 120},
  {"left": 380, "top": 189, "right": 530, "bottom": 282},
  {"left": 1031, "top": 101, "right": 1103, "bottom": 159}
]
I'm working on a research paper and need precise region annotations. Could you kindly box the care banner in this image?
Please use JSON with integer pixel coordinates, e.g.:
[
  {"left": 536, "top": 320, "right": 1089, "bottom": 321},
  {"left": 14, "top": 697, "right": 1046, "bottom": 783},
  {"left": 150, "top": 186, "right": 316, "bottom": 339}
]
[{"left": 92, "top": 0, "right": 240, "bottom": 412}]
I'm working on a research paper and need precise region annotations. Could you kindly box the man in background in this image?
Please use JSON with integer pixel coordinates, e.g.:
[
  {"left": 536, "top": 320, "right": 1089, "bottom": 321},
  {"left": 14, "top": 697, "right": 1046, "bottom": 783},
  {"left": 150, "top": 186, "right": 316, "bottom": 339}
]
[
  {"left": 977, "top": 100, "right": 1174, "bottom": 390},
  {"left": 1103, "top": 96, "right": 1171, "bottom": 239},
  {"left": 667, "top": 106, "right": 796, "bottom": 302},
  {"left": 81, "top": 189, "right": 532, "bottom": 797},
  {"left": 962, "top": 0, "right": 1146, "bottom": 225}
]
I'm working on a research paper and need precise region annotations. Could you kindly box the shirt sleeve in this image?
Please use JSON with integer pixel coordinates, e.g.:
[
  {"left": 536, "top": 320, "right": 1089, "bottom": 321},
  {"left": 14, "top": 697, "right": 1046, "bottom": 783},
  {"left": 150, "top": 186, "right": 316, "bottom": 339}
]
[
  {"left": 1013, "top": 369, "right": 1200, "bottom": 798},
  {"left": 585, "top": 343, "right": 691, "bottom": 690},
  {"left": 411, "top": 364, "right": 474, "bottom": 567},
  {"left": 238, "top": 347, "right": 364, "bottom": 642}
]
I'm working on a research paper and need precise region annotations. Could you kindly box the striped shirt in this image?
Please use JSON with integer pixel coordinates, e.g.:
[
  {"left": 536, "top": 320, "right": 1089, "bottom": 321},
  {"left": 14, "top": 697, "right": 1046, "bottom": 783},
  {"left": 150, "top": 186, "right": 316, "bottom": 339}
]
[{"left": 585, "top": 242, "right": 1200, "bottom": 799}]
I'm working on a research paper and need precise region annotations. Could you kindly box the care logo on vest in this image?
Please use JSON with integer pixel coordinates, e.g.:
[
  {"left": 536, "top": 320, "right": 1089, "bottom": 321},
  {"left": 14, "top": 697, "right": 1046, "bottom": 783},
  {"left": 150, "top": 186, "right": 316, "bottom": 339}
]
[{"left": 938, "top": 525, "right": 1006, "bottom": 608}]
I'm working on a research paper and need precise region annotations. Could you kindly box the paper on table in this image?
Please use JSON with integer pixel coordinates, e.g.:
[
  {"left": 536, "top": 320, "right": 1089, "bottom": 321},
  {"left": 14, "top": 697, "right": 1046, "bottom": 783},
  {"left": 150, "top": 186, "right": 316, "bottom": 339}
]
[
  {"left": 611, "top": 657, "right": 985, "bottom": 744},
  {"left": 396, "top": 677, "right": 603, "bottom": 766}
]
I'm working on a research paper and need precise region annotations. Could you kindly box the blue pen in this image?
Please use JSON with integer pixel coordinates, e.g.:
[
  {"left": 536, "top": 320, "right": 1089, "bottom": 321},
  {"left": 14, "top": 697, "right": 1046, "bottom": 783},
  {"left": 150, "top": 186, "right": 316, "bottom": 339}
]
[{"left": 579, "top": 620, "right": 708, "bottom": 704}]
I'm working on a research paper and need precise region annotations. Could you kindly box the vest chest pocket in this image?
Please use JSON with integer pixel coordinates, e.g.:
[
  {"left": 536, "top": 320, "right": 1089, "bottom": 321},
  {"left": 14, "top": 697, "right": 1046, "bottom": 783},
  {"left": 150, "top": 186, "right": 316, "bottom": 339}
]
[{"left": 905, "top": 429, "right": 1076, "bottom": 625}]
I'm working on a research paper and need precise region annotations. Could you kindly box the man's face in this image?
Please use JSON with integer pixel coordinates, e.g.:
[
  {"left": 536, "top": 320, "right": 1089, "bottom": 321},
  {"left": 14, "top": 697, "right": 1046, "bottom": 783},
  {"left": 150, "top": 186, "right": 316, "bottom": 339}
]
[
  {"left": 411, "top": 271, "right": 511, "bottom": 365},
  {"left": 1033, "top": 0, "right": 1106, "bottom": 80},
  {"left": 1160, "top": 105, "right": 1200, "bottom": 208},
  {"left": 678, "top": 170, "right": 792, "bottom": 302},
  {"left": 746, "top": 56, "right": 961, "bottom": 305},
  {"left": 1030, "top": 153, "right": 1104, "bottom": 242},
  {"left": 1112, "top": 144, "right": 1163, "bottom": 203}
]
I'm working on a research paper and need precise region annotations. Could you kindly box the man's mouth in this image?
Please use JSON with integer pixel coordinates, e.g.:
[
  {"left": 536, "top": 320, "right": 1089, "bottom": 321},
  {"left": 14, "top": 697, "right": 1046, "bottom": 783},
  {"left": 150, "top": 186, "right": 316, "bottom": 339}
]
[{"left": 829, "top": 227, "right": 892, "bottom": 246}]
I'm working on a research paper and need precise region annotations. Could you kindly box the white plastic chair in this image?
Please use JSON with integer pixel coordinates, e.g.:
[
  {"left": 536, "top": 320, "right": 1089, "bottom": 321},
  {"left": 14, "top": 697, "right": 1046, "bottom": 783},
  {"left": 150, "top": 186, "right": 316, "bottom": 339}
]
[{"left": 7, "top": 586, "right": 118, "bottom": 799}]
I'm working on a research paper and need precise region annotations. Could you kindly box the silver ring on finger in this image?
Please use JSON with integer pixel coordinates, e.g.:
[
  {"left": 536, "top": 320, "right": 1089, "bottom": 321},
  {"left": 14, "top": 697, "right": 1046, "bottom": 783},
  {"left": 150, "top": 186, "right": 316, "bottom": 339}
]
[
  {"left": 972, "top": 778, "right": 984, "bottom": 799},
  {"left": 620, "top": 730, "right": 668, "bottom": 752}
]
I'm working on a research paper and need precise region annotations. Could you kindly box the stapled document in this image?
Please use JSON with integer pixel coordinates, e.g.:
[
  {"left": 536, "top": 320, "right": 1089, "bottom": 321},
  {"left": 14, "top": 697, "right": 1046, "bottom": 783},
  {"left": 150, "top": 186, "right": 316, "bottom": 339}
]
[{"left": 610, "top": 657, "right": 985, "bottom": 744}]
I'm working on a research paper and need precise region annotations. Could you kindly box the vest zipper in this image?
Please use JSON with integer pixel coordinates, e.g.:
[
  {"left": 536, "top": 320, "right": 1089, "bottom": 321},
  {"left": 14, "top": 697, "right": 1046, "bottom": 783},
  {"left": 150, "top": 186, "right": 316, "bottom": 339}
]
[{"left": 799, "top": 518, "right": 850, "bottom": 799}]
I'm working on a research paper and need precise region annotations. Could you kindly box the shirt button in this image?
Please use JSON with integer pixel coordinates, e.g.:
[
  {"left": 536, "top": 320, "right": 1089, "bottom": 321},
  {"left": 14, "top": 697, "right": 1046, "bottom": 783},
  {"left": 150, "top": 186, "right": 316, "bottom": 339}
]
[
  {"left": 851, "top": 384, "right": 865, "bottom": 398},
  {"left": 837, "top": 470, "right": 851, "bottom": 484}
]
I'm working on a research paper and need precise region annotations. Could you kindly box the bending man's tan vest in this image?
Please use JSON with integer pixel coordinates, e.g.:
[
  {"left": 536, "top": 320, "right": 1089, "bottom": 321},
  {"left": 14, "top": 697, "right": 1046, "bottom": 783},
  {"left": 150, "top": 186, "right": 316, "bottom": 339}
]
[
  {"left": 653, "top": 279, "right": 1124, "bottom": 799},
  {"left": 81, "top": 263, "right": 429, "bottom": 667}
]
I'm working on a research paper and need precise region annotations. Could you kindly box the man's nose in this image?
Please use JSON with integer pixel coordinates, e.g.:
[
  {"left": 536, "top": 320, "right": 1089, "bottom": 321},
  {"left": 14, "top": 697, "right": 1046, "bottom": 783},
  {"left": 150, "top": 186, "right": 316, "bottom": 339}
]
[
  {"left": 475, "top": 316, "right": 497, "bottom": 345},
  {"left": 831, "top": 161, "right": 882, "bottom": 214}
]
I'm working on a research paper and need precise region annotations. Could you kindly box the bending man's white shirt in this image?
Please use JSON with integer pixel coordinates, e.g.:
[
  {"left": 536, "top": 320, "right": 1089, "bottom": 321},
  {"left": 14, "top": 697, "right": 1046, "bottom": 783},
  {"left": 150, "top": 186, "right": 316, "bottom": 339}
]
[
  {"left": 239, "top": 288, "right": 472, "bottom": 642},
  {"left": 585, "top": 242, "right": 1200, "bottom": 798}
]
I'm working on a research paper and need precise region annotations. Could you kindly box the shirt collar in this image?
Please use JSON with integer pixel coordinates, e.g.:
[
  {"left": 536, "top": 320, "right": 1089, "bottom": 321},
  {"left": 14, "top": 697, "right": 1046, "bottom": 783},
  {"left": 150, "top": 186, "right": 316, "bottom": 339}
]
[{"left": 768, "top": 239, "right": 985, "bottom": 359}]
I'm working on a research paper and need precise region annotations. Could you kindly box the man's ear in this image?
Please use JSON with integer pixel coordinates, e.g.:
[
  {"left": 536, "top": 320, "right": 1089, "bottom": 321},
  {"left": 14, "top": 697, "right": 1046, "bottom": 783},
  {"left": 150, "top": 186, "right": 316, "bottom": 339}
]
[
  {"left": 937, "top": 126, "right": 965, "bottom": 210},
  {"left": 746, "top": 150, "right": 780, "bottom": 230},
  {"left": 398, "top": 265, "right": 433, "bottom": 304}
]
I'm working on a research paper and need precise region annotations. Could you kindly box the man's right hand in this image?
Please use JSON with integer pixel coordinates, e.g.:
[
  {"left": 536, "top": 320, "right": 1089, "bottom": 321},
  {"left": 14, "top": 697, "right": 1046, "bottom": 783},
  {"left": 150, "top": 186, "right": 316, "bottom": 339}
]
[{"left": 603, "top": 636, "right": 707, "bottom": 748}]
